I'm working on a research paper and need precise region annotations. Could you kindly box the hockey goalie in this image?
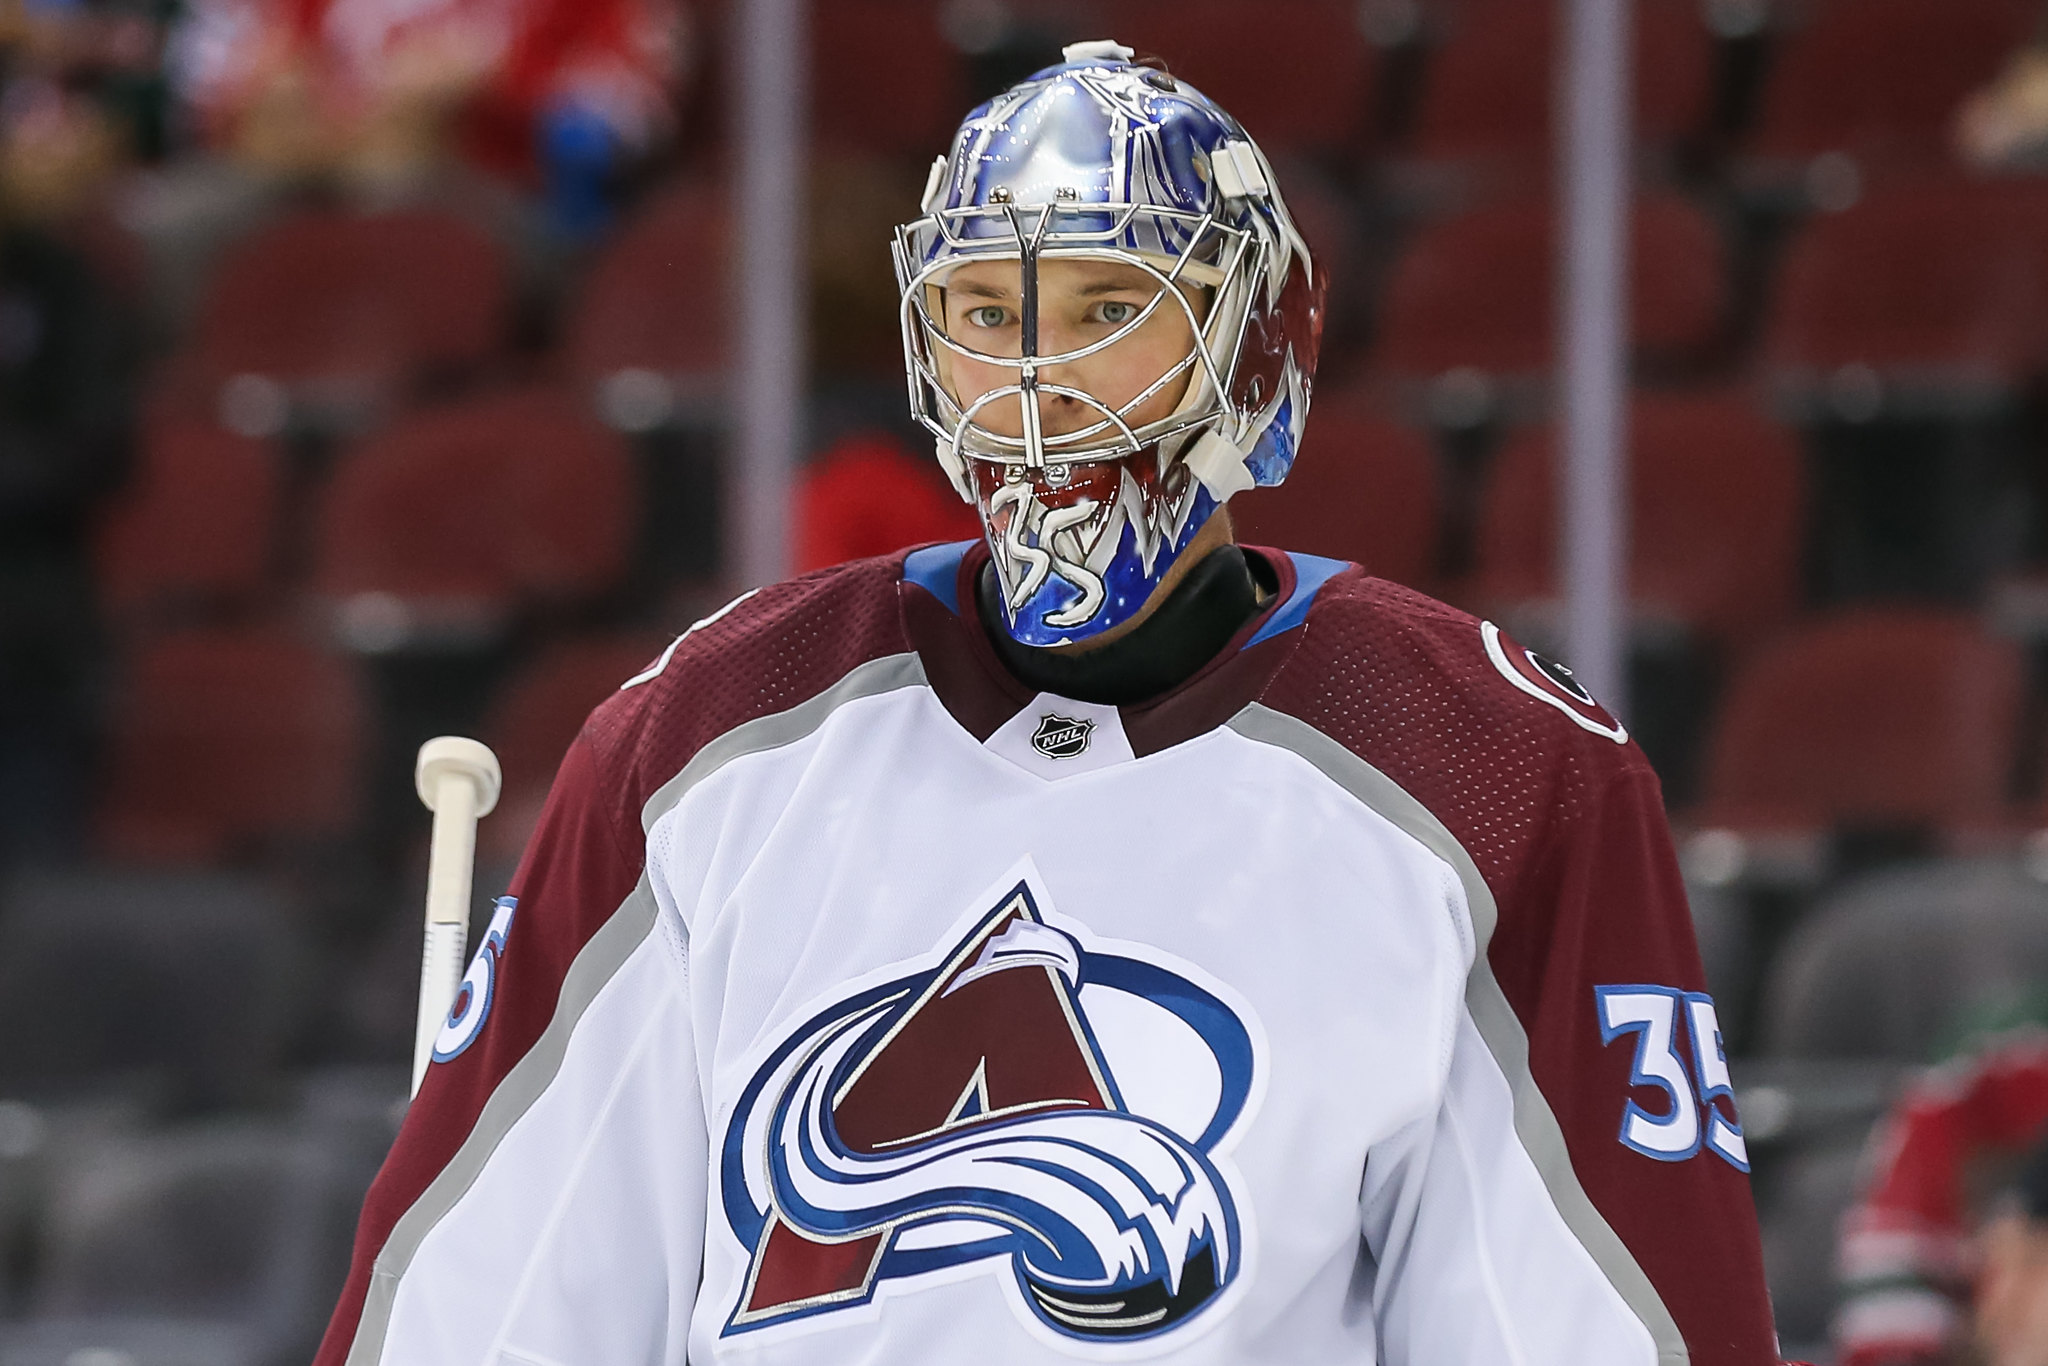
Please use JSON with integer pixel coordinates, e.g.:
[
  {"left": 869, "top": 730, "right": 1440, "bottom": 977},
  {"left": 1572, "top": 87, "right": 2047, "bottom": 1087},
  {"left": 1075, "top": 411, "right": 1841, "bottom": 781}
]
[{"left": 316, "top": 39, "right": 1790, "bottom": 1366}]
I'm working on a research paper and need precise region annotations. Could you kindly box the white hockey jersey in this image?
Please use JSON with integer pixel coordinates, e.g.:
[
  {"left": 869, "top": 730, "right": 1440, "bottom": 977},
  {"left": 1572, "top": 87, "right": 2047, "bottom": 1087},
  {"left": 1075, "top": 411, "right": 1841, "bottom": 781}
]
[{"left": 318, "top": 543, "right": 1784, "bottom": 1366}]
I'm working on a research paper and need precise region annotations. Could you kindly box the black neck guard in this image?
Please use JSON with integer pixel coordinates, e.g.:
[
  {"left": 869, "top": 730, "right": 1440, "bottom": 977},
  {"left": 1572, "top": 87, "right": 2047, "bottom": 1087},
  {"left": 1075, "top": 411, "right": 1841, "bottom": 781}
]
[{"left": 977, "top": 546, "right": 1264, "bottom": 706}]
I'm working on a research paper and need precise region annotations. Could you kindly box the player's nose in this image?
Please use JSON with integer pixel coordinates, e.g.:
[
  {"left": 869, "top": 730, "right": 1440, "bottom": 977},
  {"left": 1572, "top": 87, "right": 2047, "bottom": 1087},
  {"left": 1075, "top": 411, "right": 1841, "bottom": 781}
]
[
  {"left": 1025, "top": 380, "right": 1092, "bottom": 436},
  {"left": 1030, "top": 347, "right": 1099, "bottom": 434}
]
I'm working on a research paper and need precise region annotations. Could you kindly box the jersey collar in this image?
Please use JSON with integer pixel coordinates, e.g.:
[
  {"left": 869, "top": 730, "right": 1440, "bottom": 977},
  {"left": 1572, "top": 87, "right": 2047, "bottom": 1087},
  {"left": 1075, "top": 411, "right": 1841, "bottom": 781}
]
[{"left": 899, "top": 540, "right": 1350, "bottom": 756}]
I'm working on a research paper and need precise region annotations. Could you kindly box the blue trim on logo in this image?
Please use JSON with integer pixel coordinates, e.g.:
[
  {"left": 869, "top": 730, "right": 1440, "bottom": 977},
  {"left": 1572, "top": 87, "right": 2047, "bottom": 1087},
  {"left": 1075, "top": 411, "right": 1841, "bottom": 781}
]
[
  {"left": 719, "top": 981, "right": 910, "bottom": 1254},
  {"left": 903, "top": 541, "right": 975, "bottom": 616},
  {"left": 719, "top": 881, "right": 1256, "bottom": 1344},
  {"left": 1244, "top": 552, "right": 1349, "bottom": 648},
  {"left": 1082, "top": 955, "right": 1254, "bottom": 1154}
]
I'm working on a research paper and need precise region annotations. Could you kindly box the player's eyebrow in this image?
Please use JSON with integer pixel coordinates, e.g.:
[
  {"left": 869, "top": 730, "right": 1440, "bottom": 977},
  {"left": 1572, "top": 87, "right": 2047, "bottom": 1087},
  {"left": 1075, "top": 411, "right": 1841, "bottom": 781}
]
[{"left": 948, "top": 279, "right": 1016, "bottom": 300}]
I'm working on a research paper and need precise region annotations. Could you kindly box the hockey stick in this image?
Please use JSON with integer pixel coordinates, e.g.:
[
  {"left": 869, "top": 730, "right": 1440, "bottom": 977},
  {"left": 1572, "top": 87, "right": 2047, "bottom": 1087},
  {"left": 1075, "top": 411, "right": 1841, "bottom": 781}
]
[{"left": 411, "top": 736, "right": 502, "bottom": 1098}]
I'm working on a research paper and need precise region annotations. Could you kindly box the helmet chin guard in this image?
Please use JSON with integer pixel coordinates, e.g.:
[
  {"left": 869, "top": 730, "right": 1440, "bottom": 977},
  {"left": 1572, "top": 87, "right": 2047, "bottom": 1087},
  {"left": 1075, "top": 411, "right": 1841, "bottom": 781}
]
[{"left": 894, "top": 43, "right": 1324, "bottom": 647}]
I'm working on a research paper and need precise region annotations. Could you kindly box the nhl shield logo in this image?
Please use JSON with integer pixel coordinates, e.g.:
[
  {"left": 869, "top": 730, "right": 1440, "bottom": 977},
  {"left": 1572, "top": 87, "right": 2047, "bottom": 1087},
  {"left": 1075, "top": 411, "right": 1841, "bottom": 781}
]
[{"left": 1030, "top": 713, "right": 1093, "bottom": 759}]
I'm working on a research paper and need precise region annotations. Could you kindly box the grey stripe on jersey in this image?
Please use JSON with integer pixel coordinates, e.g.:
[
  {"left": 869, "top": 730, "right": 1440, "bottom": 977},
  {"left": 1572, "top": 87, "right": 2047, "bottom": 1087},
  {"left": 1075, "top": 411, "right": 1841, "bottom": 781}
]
[
  {"left": 1226, "top": 702, "right": 1688, "bottom": 1366},
  {"left": 346, "top": 878, "right": 661, "bottom": 1366},
  {"left": 347, "top": 651, "right": 932, "bottom": 1366},
  {"left": 638, "top": 653, "right": 931, "bottom": 837}
]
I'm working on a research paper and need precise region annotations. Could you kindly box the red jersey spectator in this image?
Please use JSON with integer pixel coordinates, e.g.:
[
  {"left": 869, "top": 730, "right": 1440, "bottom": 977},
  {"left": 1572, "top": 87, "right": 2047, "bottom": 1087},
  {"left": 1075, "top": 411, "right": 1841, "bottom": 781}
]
[
  {"left": 793, "top": 430, "right": 980, "bottom": 573},
  {"left": 170, "top": 0, "right": 686, "bottom": 226},
  {"left": 1838, "top": 1031, "right": 2048, "bottom": 1365}
]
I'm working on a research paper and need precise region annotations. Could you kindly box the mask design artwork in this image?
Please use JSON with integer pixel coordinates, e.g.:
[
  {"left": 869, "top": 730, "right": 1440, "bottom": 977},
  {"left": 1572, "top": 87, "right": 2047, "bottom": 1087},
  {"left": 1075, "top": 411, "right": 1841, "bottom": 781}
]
[
  {"left": 895, "top": 41, "right": 1323, "bottom": 645},
  {"left": 981, "top": 447, "right": 1215, "bottom": 633}
]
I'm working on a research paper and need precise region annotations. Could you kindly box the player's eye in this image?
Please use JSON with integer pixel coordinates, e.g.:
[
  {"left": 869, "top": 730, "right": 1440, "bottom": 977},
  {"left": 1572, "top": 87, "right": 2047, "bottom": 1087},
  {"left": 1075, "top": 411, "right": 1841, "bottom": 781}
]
[
  {"left": 1093, "top": 299, "right": 1139, "bottom": 325},
  {"left": 964, "top": 304, "right": 1011, "bottom": 329}
]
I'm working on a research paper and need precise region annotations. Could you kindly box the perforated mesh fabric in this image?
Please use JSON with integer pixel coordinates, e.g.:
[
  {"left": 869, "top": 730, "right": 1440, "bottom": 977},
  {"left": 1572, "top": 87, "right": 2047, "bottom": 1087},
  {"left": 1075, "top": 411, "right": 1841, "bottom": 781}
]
[
  {"left": 578, "top": 552, "right": 1652, "bottom": 914},
  {"left": 580, "top": 556, "right": 916, "bottom": 845},
  {"left": 525, "top": 552, "right": 1766, "bottom": 1362},
  {"left": 1258, "top": 570, "right": 1649, "bottom": 904},
  {"left": 1258, "top": 572, "right": 1781, "bottom": 1362}
]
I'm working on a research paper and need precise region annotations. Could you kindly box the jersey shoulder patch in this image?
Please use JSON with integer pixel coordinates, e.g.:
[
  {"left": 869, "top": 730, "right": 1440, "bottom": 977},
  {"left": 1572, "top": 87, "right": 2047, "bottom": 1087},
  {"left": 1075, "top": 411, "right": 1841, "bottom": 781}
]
[
  {"left": 1480, "top": 620, "right": 1628, "bottom": 744},
  {"left": 1288, "top": 575, "right": 1636, "bottom": 753},
  {"left": 1261, "top": 575, "right": 1654, "bottom": 877}
]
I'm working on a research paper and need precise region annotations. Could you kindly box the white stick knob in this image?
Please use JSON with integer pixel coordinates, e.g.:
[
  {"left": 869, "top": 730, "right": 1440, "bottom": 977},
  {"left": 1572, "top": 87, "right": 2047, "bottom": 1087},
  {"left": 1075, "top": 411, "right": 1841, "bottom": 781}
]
[{"left": 411, "top": 737, "right": 502, "bottom": 1098}]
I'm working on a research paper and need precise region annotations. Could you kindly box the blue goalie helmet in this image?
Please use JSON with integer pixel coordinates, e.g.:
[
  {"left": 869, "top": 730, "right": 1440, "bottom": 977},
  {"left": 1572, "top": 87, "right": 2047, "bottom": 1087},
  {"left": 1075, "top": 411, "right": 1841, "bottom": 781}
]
[{"left": 893, "top": 39, "right": 1325, "bottom": 646}]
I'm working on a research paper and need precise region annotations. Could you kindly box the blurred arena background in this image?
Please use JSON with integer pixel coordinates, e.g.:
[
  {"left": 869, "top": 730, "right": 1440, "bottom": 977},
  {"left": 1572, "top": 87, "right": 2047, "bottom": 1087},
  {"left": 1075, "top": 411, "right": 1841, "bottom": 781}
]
[{"left": 1, "top": 0, "right": 2047, "bottom": 1361}]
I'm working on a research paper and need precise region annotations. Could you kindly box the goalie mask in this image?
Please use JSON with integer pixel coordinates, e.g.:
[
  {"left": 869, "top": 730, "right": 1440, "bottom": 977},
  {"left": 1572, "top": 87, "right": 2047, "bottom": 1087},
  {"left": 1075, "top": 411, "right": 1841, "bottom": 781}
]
[{"left": 894, "top": 40, "right": 1324, "bottom": 646}]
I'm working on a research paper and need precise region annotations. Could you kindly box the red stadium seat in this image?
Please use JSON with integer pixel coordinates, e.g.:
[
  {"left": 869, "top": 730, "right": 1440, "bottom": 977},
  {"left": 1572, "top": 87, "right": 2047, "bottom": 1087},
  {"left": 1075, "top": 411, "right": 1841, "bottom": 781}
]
[
  {"left": 479, "top": 630, "right": 674, "bottom": 861},
  {"left": 564, "top": 181, "right": 729, "bottom": 413},
  {"left": 1413, "top": 0, "right": 1714, "bottom": 165},
  {"left": 811, "top": 0, "right": 965, "bottom": 156},
  {"left": 1375, "top": 192, "right": 1726, "bottom": 383},
  {"left": 312, "top": 388, "right": 633, "bottom": 644},
  {"left": 1696, "top": 609, "right": 2024, "bottom": 834},
  {"left": 1105, "top": 0, "right": 1379, "bottom": 153},
  {"left": 1747, "top": 0, "right": 2038, "bottom": 170},
  {"left": 1230, "top": 396, "right": 1441, "bottom": 589},
  {"left": 94, "top": 417, "right": 281, "bottom": 616},
  {"left": 191, "top": 209, "right": 510, "bottom": 397},
  {"left": 1472, "top": 392, "right": 1805, "bottom": 649},
  {"left": 98, "top": 625, "right": 367, "bottom": 861},
  {"left": 795, "top": 432, "right": 981, "bottom": 574},
  {"left": 1761, "top": 177, "right": 2048, "bottom": 398}
]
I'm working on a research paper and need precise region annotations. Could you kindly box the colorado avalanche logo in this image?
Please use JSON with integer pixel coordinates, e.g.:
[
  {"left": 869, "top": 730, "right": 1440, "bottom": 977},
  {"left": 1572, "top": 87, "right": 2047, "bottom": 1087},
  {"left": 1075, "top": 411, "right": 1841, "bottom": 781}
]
[{"left": 720, "top": 867, "right": 1260, "bottom": 1348}]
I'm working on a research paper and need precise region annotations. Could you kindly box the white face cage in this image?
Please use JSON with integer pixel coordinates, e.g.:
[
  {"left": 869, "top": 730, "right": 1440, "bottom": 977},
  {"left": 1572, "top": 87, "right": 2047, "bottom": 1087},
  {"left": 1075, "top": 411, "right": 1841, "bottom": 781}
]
[{"left": 892, "top": 198, "right": 1271, "bottom": 497}]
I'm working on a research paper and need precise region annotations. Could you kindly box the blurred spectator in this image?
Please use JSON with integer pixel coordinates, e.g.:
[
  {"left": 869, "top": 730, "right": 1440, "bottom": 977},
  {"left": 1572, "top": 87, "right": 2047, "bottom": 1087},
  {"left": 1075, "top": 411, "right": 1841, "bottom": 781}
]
[
  {"left": 0, "top": 55, "right": 127, "bottom": 221},
  {"left": 474, "top": 0, "right": 694, "bottom": 237},
  {"left": 1958, "top": 29, "right": 2048, "bottom": 169},
  {"left": 0, "top": 0, "right": 145, "bottom": 880},
  {"left": 1977, "top": 1135, "right": 2048, "bottom": 1366},
  {"left": 168, "top": 0, "right": 691, "bottom": 230},
  {"left": 0, "top": 0, "right": 164, "bottom": 303},
  {"left": 125, "top": 0, "right": 693, "bottom": 332},
  {"left": 1835, "top": 1031, "right": 2048, "bottom": 1366},
  {"left": 793, "top": 430, "right": 980, "bottom": 573},
  {"left": 0, "top": 201, "right": 137, "bottom": 867}
]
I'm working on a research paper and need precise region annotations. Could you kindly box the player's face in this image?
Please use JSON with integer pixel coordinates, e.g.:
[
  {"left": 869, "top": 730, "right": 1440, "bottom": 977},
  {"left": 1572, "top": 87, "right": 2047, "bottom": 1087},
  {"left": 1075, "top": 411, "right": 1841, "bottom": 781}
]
[{"left": 937, "top": 256, "right": 1204, "bottom": 443}]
